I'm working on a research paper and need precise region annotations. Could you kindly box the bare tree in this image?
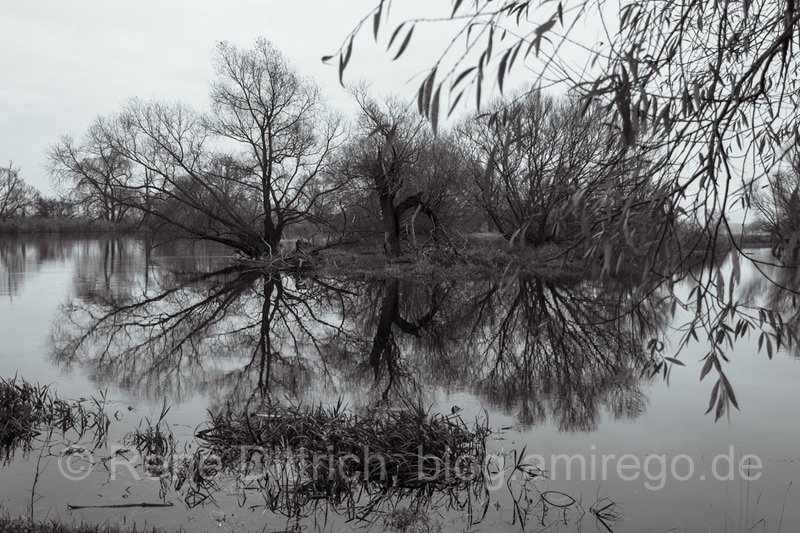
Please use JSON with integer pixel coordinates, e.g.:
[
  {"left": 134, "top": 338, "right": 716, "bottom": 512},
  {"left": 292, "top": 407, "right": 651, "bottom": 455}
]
[
  {"left": 0, "top": 162, "right": 36, "bottom": 220},
  {"left": 457, "top": 91, "right": 617, "bottom": 243},
  {"left": 47, "top": 123, "right": 134, "bottom": 223},
  {"left": 206, "top": 40, "right": 345, "bottom": 253},
  {"left": 70, "top": 39, "right": 345, "bottom": 258},
  {"left": 411, "top": 132, "right": 477, "bottom": 239},
  {"left": 337, "top": 88, "right": 442, "bottom": 257}
]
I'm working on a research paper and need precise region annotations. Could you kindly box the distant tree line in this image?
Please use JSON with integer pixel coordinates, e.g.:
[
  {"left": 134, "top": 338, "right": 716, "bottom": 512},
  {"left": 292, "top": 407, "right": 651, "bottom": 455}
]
[
  {"left": 751, "top": 147, "right": 800, "bottom": 255},
  {"left": 0, "top": 39, "right": 783, "bottom": 258},
  {"left": 0, "top": 161, "right": 73, "bottom": 222}
]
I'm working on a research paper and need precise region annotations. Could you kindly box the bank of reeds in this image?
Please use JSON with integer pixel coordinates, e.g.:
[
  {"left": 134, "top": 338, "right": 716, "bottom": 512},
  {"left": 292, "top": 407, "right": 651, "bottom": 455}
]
[{"left": 0, "top": 377, "right": 110, "bottom": 463}]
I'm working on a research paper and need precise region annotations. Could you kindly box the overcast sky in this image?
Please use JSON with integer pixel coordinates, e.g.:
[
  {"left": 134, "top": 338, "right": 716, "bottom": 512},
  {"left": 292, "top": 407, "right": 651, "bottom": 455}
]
[{"left": 0, "top": 0, "right": 458, "bottom": 193}]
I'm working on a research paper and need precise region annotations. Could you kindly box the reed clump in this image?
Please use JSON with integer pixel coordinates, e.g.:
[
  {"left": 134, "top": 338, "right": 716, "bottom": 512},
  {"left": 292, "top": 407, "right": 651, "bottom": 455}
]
[
  {"left": 0, "top": 376, "right": 110, "bottom": 463},
  {"left": 120, "top": 400, "right": 491, "bottom": 519},
  {"left": 196, "top": 400, "right": 489, "bottom": 486},
  {"left": 140, "top": 400, "right": 489, "bottom": 519}
]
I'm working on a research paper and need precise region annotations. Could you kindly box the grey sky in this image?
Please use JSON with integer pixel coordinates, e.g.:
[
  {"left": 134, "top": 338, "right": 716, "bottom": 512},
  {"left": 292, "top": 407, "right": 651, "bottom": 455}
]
[{"left": 0, "top": 1, "right": 441, "bottom": 194}]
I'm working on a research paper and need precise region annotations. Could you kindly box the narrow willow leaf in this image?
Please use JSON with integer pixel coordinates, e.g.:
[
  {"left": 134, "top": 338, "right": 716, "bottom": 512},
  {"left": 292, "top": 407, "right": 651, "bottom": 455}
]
[
  {"left": 452, "top": 67, "right": 477, "bottom": 89},
  {"left": 373, "top": 5, "right": 382, "bottom": 41},
  {"left": 387, "top": 22, "right": 406, "bottom": 51},
  {"left": 487, "top": 26, "right": 494, "bottom": 62},
  {"left": 498, "top": 48, "right": 511, "bottom": 93},
  {"left": 699, "top": 355, "right": 714, "bottom": 381},
  {"left": 392, "top": 26, "right": 414, "bottom": 60},
  {"left": 343, "top": 38, "right": 353, "bottom": 68},
  {"left": 721, "top": 375, "right": 739, "bottom": 409},
  {"left": 431, "top": 86, "right": 441, "bottom": 135},
  {"left": 705, "top": 380, "right": 720, "bottom": 414},
  {"left": 451, "top": 0, "right": 463, "bottom": 18},
  {"left": 536, "top": 18, "right": 557, "bottom": 36},
  {"left": 715, "top": 394, "right": 725, "bottom": 421},
  {"left": 448, "top": 90, "right": 464, "bottom": 116}
]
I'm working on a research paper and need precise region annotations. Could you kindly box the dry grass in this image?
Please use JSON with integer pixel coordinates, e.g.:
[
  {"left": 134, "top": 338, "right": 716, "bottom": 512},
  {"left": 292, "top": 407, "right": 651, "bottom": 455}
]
[
  {"left": 0, "top": 515, "right": 173, "bottom": 533},
  {"left": 309, "top": 237, "right": 583, "bottom": 281}
]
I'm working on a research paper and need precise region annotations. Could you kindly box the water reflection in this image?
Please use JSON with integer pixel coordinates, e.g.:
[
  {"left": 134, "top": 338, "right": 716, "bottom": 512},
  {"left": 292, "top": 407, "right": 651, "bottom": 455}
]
[
  {"left": 738, "top": 257, "right": 800, "bottom": 358},
  {"left": 462, "top": 275, "right": 669, "bottom": 432},
  {"left": 52, "top": 267, "right": 333, "bottom": 406},
  {"left": 0, "top": 236, "right": 79, "bottom": 296},
  {"left": 5, "top": 238, "right": 800, "bottom": 532},
  {"left": 50, "top": 254, "right": 672, "bottom": 433}
]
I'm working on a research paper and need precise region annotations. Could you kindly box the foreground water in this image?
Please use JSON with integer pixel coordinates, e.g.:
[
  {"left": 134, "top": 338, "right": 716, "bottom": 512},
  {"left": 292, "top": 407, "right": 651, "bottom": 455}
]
[{"left": 0, "top": 235, "right": 798, "bottom": 532}]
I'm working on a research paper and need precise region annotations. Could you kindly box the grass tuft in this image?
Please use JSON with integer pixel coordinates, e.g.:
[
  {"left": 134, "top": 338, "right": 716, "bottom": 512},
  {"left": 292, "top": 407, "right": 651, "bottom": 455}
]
[{"left": 0, "top": 515, "right": 176, "bottom": 533}]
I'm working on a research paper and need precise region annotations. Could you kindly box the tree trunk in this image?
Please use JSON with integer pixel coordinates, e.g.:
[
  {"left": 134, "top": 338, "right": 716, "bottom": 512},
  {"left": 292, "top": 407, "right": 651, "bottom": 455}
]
[
  {"left": 266, "top": 227, "right": 283, "bottom": 255},
  {"left": 379, "top": 192, "right": 402, "bottom": 259},
  {"left": 370, "top": 277, "right": 400, "bottom": 380},
  {"left": 256, "top": 277, "right": 276, "bottom": 392},
  {"left": 248, "top": 224, "right": 283, "bottom": 257}
]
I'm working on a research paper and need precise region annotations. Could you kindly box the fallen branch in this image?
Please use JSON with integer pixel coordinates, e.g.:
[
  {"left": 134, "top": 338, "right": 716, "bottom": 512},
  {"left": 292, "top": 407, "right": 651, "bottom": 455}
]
[{"left": 67, "top": 501, "right": 174, "bottom": 510}]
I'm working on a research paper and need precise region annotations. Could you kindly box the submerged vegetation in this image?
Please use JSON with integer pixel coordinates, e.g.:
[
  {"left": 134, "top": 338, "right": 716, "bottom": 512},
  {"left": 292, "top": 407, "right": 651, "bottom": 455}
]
[
  {"left": 0, "top": 375, "right": 604, "bottom": 531},
  {"left": 0, "top": 377, "right": 110, "bottom": 464}
]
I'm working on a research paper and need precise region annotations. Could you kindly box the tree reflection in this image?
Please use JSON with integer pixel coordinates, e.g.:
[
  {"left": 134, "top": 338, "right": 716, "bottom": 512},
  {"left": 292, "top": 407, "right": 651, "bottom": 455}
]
[
  {"left": 51, "top": 264, "right": 353, "bottom": 409},
  {"left": 317, "top": 277, "right": 449, "bottom": 405},
  {"left": 461, "top": 275, "right": 669, "bottom": 432},
  {"left": 330, "top": 274, "right": 669, "bottom": 432},
  {"left": 51, "top": 251, "right": 670, "bottom": 432},
  {"left": 0, "top": 237, "right": 85, "bottom": 297},
  {"left": 738, "top": 259, "right": 800, "bottom": 359}
]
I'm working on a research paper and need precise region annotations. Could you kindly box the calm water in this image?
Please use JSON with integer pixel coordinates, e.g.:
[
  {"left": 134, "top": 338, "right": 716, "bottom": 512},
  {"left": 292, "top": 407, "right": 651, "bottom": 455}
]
[{"left": 0, "top": 235, "right": 798, "bottom": 532}]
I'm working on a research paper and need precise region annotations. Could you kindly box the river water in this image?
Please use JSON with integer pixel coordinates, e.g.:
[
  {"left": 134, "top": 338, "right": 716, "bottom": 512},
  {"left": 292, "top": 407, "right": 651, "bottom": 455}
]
[{"left": 0, "top": 235, "right": 798, "bottom": 532}]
